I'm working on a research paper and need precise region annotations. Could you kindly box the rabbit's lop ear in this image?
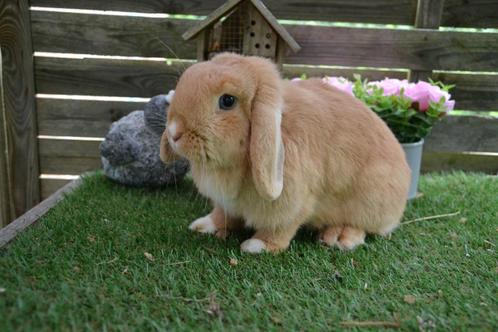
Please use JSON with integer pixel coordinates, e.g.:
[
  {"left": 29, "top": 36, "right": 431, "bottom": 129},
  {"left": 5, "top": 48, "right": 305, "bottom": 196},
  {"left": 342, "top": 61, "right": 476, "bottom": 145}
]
[{"left": 248, "top": 58, "right": 285, "bottom": 201}]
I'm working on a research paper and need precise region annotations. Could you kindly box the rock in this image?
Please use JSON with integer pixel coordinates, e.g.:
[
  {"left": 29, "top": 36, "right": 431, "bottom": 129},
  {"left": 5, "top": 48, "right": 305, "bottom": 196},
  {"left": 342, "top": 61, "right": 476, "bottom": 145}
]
[
  {"left": 144, "top": 94, "right": 170, "bottom": 136},
  {"left": 100, "top": 94, "right": 188, "bottom": 187}
]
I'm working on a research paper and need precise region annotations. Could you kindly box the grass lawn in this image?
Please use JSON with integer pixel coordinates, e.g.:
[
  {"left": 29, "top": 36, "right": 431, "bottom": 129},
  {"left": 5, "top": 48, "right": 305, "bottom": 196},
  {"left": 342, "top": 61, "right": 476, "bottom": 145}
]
[{"left": 0, "top": 172, "right": 496, "bottom": 331}]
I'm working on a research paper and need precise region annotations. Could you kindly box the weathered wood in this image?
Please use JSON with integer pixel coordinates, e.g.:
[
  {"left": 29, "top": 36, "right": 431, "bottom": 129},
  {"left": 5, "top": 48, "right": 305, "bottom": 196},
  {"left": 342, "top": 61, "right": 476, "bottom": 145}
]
[
  {"left": 40, "top": 156, "right": 101, "bottom": 174},
  {"left": 249, "top": 0, "right": 300, "bottom": 53},
  {"left": 0, "top": 178, "right": 81, "bottom": 247},
  {"left": 283, "top": 65, "right": 408, "bottom": 81},
  {"left": 30, "top": 0, "right": 498, "bottom": 28},
  {"left": 38, "top": 138, "right": 101, "bottom": 175},
  {"left": 422, "top": 151, "right": 498, "bottom": 174},
  {"left": 415, "top": 0, "right": 445, "bottom": 28},
  {"left": 284, "top": 25, "right": 498, "bottom": 72},
  {"left": 409, "top": 0, "right": 444, "bottom": 83},
  {"left": 34, "top": 56, "right": 406, "bottom": 96},
  {"left": 182, "top": 0, "right": 242, "bottom": 40},
  {"left": 34, "top": 56, "right": 498, "bottom": 111},
  {"left": 36, "top": 150, "right": 498, "bottom": 200},
  {"left": 30, "top": 0, "right": 418, "bottom": 25},
  {"left": 34, "top": 57, "right": 188, "bottom": 97},
  {"left": 432, "top": 72, "right": 498, "bottom": 111},
  {"left": 34, "top": 61, "right": 404, "bottom": 139},
  {"left": 38, "top": 115, "right": 497, "bottom": 159},
  {"left": 0, "top": 46, "right": 15, "bottom": 227},
  {"left": 196, "top": 31, "right": 207, "bottom": 61},
  {"left": 242, "top": 4, "right": 279, "bottom": 58},
  {"left": 30, "top": 11, "right": 196, "bottom": 58},
  {"left": 442, "top": 0, "right": 498, "bottom": 28},
  {"left": 40, "top": 178, "right": 74, "bottom": 200},
  {"left": 37, "top": 98, "right": 141, "bottom": 136},
  {"left": 408, "top": 70, "right": 433, "bottom": 83},
  {"left": 425, "top": 116, "right": 498, "bottom": 153},
  {"left": 39, "top": 138, "right": 102, "bottom": 158},
  {"left": 37, "top": 115, "right": 498, "bottom": 178},
  {"left": 0, "top": 0, "right": 40, "bottom": 223},
  {"left": 37, "top": 151, "right": 498, "bottom": 200},
  {"left": 30, "top": 11, "right": 498, "bottom": 71}
]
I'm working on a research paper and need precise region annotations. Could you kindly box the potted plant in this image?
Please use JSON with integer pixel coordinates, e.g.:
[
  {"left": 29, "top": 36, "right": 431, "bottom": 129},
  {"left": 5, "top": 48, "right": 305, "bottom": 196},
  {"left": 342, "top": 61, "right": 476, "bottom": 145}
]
[
  {"left": 295, "top": 75, "right": 455, "bottom": 200},
  {"left": 352, "top": 77, "right": 454, "bottom": 199}
]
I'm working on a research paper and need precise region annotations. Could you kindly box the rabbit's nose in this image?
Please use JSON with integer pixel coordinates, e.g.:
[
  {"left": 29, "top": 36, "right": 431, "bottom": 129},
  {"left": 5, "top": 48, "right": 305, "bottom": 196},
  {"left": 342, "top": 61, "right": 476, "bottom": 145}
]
[
  {"left": 172, "top": 132, "right": 183, "bottom": 142},
  {"left": 168, "top": 120, "right": 184, "bottom": 142}
]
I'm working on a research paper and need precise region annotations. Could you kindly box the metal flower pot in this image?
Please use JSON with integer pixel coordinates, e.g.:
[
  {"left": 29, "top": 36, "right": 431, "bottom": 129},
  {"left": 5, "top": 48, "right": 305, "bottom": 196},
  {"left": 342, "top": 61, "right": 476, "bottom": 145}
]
[{"left": 401, "top": 139, "right": 424, "bottom": 200}]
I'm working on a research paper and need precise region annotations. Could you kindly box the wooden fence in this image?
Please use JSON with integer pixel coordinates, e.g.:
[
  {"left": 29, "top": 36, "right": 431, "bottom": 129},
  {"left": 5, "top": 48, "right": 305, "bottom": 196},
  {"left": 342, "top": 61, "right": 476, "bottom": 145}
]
[{"left": 1, "top": 0, "right": 498, "bottom": 225}]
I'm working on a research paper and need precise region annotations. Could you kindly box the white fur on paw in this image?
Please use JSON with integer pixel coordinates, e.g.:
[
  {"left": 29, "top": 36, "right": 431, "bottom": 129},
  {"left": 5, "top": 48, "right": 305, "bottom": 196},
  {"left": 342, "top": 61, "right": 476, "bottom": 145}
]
[
  {"left": 336, "top": 238, "right": 365, "bottom": 251},
  {"left": 240, "top": 239, "right": 267, "bottom": 254},
  {"left": 188, "top": 215, "right": 216, "bottom": 234}
]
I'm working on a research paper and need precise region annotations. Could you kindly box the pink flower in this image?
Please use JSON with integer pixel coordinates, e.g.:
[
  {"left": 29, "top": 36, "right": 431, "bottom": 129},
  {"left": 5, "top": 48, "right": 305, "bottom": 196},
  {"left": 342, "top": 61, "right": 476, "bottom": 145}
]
[
  {"left": 322, "top": 76, "right": 354, "bottom": 95},
  {"left": 444, "top": 99, "right": 455, "bottom": 112},
  {"left": 404, "top": 81, "right": 454, "bottom": 112},
  {"left": 369, "top": 78, "right": 410, "bottom": 96},
  {"left": 291, "top": 77, "right": 302, "bottom": 82}
]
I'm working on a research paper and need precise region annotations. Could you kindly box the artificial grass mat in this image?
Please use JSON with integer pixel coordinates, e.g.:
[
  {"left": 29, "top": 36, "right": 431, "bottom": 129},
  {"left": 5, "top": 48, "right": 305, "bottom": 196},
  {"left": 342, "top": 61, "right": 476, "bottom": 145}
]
[{"left": 0, "top": 172, "right": 496, "bottom": 331}]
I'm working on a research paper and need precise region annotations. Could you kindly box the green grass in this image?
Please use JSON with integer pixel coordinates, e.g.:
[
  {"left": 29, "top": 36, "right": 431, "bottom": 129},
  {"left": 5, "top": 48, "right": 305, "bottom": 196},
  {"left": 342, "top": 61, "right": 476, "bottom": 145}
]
[{"left": 0, "top": 172, "right": 496, "bottom": 331}]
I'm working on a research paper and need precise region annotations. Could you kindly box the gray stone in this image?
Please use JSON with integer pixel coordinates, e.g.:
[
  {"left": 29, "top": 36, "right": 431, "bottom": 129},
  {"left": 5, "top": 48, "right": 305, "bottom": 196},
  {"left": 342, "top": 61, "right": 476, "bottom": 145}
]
[
  {"left": 100, "top": 95, "right": 188, "bottom": 187},
  {"left": 144, "top": 94, "right": 169, "bottom": 136}
]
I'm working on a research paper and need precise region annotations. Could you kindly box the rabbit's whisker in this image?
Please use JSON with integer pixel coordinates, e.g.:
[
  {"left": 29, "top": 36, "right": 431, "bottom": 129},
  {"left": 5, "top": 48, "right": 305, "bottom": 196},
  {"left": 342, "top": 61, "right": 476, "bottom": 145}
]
[{"left": 154, "top": 37, "right": 190, "bottom": 76}]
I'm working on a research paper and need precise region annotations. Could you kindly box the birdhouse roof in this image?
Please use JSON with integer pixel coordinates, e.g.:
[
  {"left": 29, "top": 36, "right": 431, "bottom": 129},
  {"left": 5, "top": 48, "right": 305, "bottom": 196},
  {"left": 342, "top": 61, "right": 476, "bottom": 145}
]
[{"left": 182, "top": 0, "right": 301, "bottom": 53}]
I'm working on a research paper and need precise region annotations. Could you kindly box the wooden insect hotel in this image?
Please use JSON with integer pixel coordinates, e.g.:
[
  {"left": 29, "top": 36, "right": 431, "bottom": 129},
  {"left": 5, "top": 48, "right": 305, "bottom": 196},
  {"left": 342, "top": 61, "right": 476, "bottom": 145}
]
[{"left": 182, "top": 0, "right": 301, "bottom": 65}]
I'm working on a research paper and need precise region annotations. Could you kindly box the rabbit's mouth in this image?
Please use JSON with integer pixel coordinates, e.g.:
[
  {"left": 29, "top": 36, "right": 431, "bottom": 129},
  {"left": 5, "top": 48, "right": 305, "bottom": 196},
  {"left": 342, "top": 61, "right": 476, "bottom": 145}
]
[{"left": 168, "top": 130, "right": 213, "bottom": 165}]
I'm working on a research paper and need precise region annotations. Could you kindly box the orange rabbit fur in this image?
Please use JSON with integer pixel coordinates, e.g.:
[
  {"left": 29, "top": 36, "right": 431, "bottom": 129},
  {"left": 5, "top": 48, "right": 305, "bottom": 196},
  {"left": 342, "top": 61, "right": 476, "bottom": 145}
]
[{"left": 160, "top": 53, "right": 410, "bottom": 254}]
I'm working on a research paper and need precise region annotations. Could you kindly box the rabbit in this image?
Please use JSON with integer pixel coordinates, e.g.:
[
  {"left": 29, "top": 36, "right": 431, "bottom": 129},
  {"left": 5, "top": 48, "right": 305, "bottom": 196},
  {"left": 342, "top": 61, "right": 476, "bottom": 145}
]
[{"left": 160, "top": 53, "right": 410, "bottom": 254}]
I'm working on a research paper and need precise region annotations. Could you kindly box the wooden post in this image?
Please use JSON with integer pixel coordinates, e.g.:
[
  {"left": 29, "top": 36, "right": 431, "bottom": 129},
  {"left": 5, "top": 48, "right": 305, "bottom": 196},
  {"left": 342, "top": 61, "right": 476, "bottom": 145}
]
[
  {"left": 0, "top": 0, "right": 40, "bottom": 227},
  {"left": 196, "top": 31, "right": 207, "bottom": 61},
  {"left": 408, "top": 0, "right": 445, "bottom": 82},
  {"left": 0, "top": 46, "right": 15, "bottom": 227}
]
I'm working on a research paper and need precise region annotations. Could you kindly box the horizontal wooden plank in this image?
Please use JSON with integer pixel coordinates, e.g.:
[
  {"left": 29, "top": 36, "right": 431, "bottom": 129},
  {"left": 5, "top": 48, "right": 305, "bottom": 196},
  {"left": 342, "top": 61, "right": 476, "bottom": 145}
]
[
  {"left": 31, "top": 11, "right": 196, "bottom": 58},
  {"left": 283, "top": 25, "right": 498, "bottom": 71},
  {"left": 35, "top": 57, "right": 498, "bottom": 121},
  {"left": 37, "top": 99, "right": 142, "bottom": 136},
  {"left": 39, "top": 156, "right": 101, "bottom": 174},
  {"left": 283, "top": 65, "right": 407, "bottom": 81},
  {"left": 442, "top": 0, "right": 498, "bottom": 28},
  {"left": 34, "top": 57, "right": 185, "bottom": 97},
  {"left": 39, "top": 139, "right": 101, "bottom": 175},
  {"left": 34, "top": 56, "right": 405, "bottom": 97},
  {"left": 422, "top": 151, "right": 498, "bottom": 174},
  {"left": 30, "top": 0, "right": 498, "bottom": 28},
  {"left": 39, "top": 138, "right": 102, "bottom": 158},
  {"left": 30, "top": 0, "right": 418, "bottom": 25},
  {"left": 1, "top": 179, "right": 81, "bottom": 246},
  {"left": 425, "top": 116, "right": 498, "bottom": 153},
  {"left": 433, "top": 72, "right": 498, "bottom": 111},
  {"left": 38, "top": 115, "right": 498, "bottom": 178},
  {"left": 31, "top": 11, "right": 498, "bottom": 71},
  {"left": 40, "top": 179, "right": 72, "bottom": 200}
]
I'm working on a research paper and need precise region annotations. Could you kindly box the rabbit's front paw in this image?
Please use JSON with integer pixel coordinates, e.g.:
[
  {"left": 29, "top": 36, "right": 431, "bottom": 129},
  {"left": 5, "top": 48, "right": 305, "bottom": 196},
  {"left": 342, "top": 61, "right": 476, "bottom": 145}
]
[
  {"left": 240, "top": 238, "right": 267, "bottom": 254},
  {"left": 189, "top": 215, "right": 217, "bottom": 234}
]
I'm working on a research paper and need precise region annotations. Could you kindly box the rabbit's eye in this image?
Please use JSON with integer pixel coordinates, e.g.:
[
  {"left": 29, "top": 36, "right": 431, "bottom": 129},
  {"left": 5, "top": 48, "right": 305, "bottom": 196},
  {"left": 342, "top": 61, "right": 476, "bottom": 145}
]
[{"left": 219, "top": 94, "right": 237, "bottom": 110}]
